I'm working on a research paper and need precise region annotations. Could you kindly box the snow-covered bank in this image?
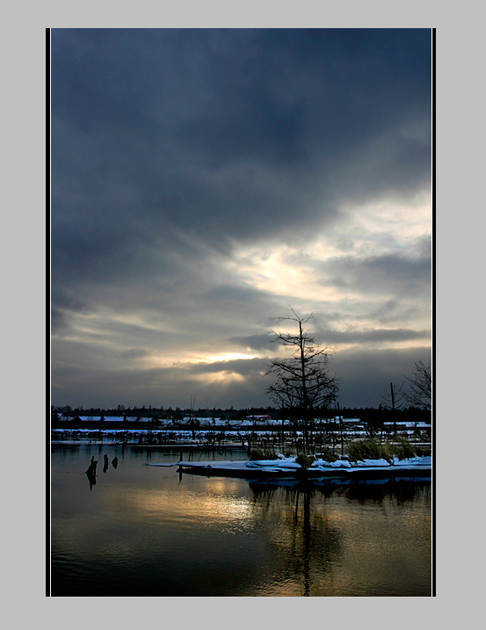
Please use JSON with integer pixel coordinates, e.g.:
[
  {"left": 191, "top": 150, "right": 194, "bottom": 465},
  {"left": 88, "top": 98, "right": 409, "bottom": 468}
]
[{"left": 170, "top": 454, "right": 432, "bottom": 480}]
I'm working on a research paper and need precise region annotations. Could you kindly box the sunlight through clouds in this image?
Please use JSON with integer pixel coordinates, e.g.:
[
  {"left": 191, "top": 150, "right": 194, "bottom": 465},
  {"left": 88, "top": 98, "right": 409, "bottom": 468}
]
[{"left": 51, "top": 28, "right": 432, "bottom": 408}]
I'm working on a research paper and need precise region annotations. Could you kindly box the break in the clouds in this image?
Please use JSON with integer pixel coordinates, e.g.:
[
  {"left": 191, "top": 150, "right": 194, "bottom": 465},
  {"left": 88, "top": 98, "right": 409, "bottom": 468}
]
[{"left": 51, "top": 28, "right": 432, "bottom": 410}]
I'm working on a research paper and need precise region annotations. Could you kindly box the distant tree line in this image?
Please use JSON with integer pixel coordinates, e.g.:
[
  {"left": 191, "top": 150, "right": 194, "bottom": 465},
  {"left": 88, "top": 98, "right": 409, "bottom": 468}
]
[{"left": 51, "top": 404, "right": 430, "bottom": 425}]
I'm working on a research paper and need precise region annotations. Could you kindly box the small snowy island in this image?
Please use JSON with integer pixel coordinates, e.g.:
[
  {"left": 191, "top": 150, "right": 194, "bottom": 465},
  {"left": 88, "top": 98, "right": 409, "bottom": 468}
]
[{"left": 174, "top": 453, "right": 431, "bottom": 481}]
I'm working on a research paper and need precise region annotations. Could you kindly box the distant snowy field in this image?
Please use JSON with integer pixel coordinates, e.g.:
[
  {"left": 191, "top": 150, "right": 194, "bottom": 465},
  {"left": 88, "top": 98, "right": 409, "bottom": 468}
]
[{"left": 52, "top": 415, "right": 430, "bottom": 442}]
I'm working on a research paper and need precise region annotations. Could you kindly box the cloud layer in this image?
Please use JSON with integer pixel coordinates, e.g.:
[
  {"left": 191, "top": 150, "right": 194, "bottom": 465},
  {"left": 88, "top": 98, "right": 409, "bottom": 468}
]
[{"left": 51, "top": 28, "right": 432, "bottom": 409}]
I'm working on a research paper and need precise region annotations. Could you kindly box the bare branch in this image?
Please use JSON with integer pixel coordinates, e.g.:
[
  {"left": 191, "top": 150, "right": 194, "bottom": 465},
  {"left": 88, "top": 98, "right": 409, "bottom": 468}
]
[
  {"left": 404, "top": 360, "right": 431, "bottom": 410},
  {"left": 266, "top": 308, "right": 339, "bottom": 416}
]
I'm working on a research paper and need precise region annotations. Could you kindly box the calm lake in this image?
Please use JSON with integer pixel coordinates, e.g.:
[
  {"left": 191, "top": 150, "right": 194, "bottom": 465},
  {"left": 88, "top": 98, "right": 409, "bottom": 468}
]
[{"left": 50, "top": 443, "right": 432, "bottom": 597}]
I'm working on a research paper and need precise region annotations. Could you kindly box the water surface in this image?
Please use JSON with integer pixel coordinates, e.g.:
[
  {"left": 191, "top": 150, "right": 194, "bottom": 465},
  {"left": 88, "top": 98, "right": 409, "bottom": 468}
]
[{"left": 51, "top": 443, "right": 431, "bottom": 596}]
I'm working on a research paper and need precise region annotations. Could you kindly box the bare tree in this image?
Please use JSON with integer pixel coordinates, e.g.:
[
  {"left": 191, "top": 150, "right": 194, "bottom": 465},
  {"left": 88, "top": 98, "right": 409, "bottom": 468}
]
[
  {"left": 405, "top": 360, "right": 432, "bottom": 411},
  {"left": 380, "top": 382, "right": 406, "bottom": 411},
  {"left": 380, "top": 381, "right": 406, "bottom": 434},
  {"left": 266, "top": 309, "right": 339, "bottom": 450}
]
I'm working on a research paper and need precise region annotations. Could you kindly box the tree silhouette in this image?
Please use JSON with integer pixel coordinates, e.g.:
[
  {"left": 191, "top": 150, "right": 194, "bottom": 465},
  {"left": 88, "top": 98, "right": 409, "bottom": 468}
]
[
  {"left": 405, "top": 360, "right": 432, "bottom": 411},
  {"left": 266, "top": 309, "right": 339, "bottom": 451}
]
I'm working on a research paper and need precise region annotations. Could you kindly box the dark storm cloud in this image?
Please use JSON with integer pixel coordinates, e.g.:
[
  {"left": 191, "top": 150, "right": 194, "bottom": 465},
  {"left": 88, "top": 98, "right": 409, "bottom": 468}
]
[
  {"left": 51, "top": 349, "right": 270, "bottom": 410},
  {"left": 319, "top": 327, "right": 429, "bottom": 345},
  {"left": 333, "top": 346, "right": 431, "bottom": 408},
  {"left": 51, "top": 28, "right": 432, "bottom": 409},
  {"left": 51, "top": 28, "right": 431, "bottom": 292},
  {"left": 322, "top": 243, "right": 431, "bottom": 299},
  {"left": 116, "top": 348, "right": 152, "bottom": 360},
  {"left": 229, "top": 334, "right": 274, "bottom": 351},
  {"left": 205, "top": 284, "right": 268, "bottom": 304},
  {"left": 237, "top": 317, "right": 429, "bottom": 349}
]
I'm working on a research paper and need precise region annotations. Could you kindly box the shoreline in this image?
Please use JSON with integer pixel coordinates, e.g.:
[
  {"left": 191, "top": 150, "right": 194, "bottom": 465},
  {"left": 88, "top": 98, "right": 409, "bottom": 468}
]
[{"left": 176, "top": 455, "right": 432, "bottom": 480}]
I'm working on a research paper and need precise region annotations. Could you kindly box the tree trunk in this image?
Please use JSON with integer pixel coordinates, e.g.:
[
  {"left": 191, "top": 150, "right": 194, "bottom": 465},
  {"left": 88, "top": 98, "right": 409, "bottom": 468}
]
[{"left": 299, "top": 320, "right": 309, "bottom": 452}]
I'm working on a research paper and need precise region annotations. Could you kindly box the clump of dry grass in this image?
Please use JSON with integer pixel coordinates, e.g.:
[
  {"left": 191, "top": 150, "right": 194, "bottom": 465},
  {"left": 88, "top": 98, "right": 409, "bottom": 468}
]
[
  {"left": 347, "top": 438, "right": 391, "bottom": 463},
  {"left": 295, "top": 454, "right": 316, "bottom": 469},
  {"left": 387, "top": 436, "right": 416, "bottom": 460},
  {"left": 314, "top": 448, "right": 338, "bottom": 463},
  {"left": 249, "top": 448, "right": 278, "bottom": 461},
  {"left": 346, "top": 437, "right": 420, "bottom": 463}
]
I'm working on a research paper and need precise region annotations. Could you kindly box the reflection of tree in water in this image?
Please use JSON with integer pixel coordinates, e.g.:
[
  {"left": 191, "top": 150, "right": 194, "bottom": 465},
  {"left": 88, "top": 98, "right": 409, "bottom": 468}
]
[
  {"left": 248, "top": 482, "right": 342, "bottom": 596},
  {"left": 248, "top": 479, "right": 431, "bottom": 596},
  {"left": 338, "top": 479, "right": 431, "bottom": 507}
]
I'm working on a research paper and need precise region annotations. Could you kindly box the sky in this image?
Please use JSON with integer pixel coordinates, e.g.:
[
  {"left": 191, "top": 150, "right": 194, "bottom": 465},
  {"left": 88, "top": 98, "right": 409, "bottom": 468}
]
[{"left": 51, "top": 28, "right": 432, "bottom": 411}]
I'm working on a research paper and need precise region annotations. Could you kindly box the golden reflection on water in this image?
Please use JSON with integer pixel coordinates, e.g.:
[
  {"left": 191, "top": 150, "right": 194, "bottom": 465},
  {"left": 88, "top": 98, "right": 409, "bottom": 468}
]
[
  {"left": 109, "top": 485, "right": 254, "bottom": 525},
  {"left": 95, "top": 479, "right": 430, "bottom": 596},
  {"left": 51, "top": 446, "right": 431, "bottom": 596}
]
